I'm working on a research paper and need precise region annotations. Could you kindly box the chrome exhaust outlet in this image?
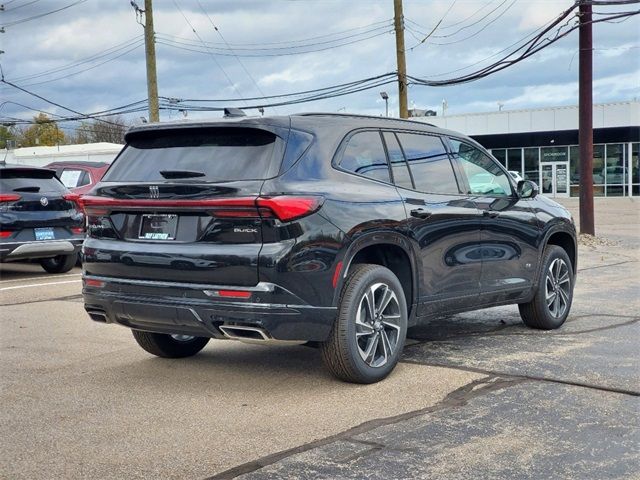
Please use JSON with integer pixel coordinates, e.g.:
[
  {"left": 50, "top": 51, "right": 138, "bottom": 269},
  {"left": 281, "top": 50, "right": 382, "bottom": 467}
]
[{"left": 219, "top": 325, "right": 305, "bottom": 345}]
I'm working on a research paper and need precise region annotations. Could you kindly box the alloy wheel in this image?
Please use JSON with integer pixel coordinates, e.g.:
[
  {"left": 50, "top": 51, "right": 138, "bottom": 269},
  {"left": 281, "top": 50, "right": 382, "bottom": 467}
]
[
  {"left": 545, "top": 258, "right": 571, "bottom": 318},
  {"left": 355, "top": 282, "right": 402, "bottom": 368}
]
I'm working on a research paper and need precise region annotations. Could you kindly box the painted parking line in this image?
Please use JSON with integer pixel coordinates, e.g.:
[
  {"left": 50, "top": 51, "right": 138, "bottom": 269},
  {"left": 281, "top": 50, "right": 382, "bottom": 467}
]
[
  {"left": 0, "top": 279, "right": 82, "bottom": 292},
  {"left": 0, "top": 273, "right": 82, "bottom": 284}
]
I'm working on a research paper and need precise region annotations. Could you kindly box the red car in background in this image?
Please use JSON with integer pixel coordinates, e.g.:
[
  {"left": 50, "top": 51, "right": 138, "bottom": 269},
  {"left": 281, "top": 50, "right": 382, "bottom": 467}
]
[{"left": 44, "top": 161, "right": 110, "bottom": 195}]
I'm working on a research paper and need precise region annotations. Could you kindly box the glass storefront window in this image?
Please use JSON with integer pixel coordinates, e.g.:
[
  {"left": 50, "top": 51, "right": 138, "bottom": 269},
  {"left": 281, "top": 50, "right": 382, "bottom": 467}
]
[
  {"left": 524, "top": 148, "right": 539, "bottom": 183},
  {"left": 592, "top": 144, "right": 605, "bottom": 196},
  {"left": 507, "top": 148, "right": 522, "bottom": 174},
  {"left": 491, "top": 149, "right": 506, "bottom": 167},
  {"left": 541, "top": 146, "right": 568, "bottom": 163},
  {"left": 569, "top": 146, "right": 580, "bottom": 197},
  {"left": 604, "top": 143, "right": 625, "bottom": 196},
  {"left": 631, "top": 143, "right": 639, "bottom": 196}
]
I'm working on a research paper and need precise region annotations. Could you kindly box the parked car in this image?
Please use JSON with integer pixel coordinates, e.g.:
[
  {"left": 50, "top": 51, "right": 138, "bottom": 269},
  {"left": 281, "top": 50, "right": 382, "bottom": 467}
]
[
  {"left": 81, "top": 113, "right": 577, "bottom": 383},
  {"left": 0, "top": 163, "right": 85, "bottom": 273},
  {"left": 509, "top": 170, "right": 523, "bottom": 183},
  {"left": 44, "top": 161, "right": 110, "bottom": 195}
]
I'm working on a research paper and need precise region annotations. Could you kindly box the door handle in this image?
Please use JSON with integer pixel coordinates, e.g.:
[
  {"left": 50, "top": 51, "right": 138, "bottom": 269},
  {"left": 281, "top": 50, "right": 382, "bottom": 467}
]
[
  {"left": 410, "top": 208, "right": 432, "bottom": 219},
  {"left": 483, "top": 210, "right": 500, "bottom": 218}
]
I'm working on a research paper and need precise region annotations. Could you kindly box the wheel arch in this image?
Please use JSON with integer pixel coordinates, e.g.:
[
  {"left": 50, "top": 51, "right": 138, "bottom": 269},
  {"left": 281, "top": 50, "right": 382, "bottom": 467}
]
[
  {"left": 544, "top": 228, "right": 577, "bottom": 274},
  {"left": 335, "top": 233, "right": 418, "bottom": 316}
]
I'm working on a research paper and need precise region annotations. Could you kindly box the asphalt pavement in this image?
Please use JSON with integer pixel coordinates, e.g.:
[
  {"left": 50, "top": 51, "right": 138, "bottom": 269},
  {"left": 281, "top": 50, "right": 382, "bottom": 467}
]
[{"left": 1, "top": 197, "right": 638, "bottom": 479}]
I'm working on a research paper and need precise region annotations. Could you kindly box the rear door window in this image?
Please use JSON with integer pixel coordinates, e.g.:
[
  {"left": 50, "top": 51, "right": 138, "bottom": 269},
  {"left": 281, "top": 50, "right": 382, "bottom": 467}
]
[
  {"left": 59, "top": 169, "right": 88, "bottom": 188},
  {"left": 103, "top": 128, "right": 283, "bottom": 182},
  {"left": 339, "top": 131, "right": 390, "bottom": 183},
  {"left": 396, "top": 133, "right": 460, "bottom": 194},
  {"left": 0, "top": 169, "right": 66, "bottom": 193},
  {"left": 382, "top": 132, "right": 413, "bottom": 190}
]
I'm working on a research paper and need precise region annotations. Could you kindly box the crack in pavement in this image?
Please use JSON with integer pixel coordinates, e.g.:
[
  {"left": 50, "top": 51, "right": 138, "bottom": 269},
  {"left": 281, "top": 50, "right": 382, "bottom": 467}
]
[
  {"left": 204, "top": 376, "right": 524, "bottom": 480},
  {"left": 0, "top": 294, "right": 83, "bottom": 307},
  {"left": 405, "top": 314, "right": 639, "bottom": 344},
  {"left": 399, "top": 360, "right": 640, "bottom": 397},
  {"left": 577, "top": 259, "right": 638, "bottom": 272}
]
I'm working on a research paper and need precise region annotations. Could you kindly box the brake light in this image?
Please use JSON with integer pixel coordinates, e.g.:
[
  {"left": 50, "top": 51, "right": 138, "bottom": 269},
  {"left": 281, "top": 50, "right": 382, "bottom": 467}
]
[
  {"left": 0, "top": 194, "right": 21, "bottom": 203},
  {"left": 0, "top": 231, "right": 13, "bottom": 238},
  {"left": 71, "top": 227, "right": 85, "bottom": 235},
  {"left": 257, "top": 196, "right": 324, "bottom": 221},
  {"left": 79, "top": 195, "right": 324, "bottom": 222}
]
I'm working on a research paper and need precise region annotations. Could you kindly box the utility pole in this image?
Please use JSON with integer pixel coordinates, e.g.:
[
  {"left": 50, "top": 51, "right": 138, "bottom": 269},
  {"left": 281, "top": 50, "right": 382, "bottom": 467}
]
[
  {"left": 393, "top": 0, "right": 408, "bottom": 119},
  {"left": 578, "top": 1, "right": 594, "bottom": 235},
  {"left": 143, "top": 0, "right": 160, "bottom": 122}
]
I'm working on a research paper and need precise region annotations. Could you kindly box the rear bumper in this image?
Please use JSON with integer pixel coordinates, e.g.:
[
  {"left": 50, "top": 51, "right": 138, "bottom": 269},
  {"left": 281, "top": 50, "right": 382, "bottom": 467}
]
[
  {"left": 0, "top": 239, "right": 83, "bottom": 261},
  {"left": 82, "top": 275, "right": 337, "bottom": 342}
]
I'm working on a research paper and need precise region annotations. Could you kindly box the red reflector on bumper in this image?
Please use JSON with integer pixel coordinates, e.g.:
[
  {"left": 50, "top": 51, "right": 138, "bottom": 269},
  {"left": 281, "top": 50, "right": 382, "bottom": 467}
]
[
  {"left": 71, "top": 227, "right": 84, "bottom": 234},
  {"left": 84, "top": 279, "right": 105, "bottom": 288},
  {"left": 204, "top": 289, "right": 252, "bottom": 299}
]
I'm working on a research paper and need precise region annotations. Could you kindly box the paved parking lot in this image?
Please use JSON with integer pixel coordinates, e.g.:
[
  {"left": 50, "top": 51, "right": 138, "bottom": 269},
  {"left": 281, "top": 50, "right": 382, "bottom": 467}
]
[{"left": 1, "top": 198, "right": 638, "bottom": 479}]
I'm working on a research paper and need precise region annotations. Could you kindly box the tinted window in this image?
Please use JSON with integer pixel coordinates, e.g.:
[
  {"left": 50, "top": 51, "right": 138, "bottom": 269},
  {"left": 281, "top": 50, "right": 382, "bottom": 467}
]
[
  {"left": 450, "top": 139, "right": 512, "bottom": 196},
  {"left": 383, "top": 132, "right": 413, "bottom": 189},
  {"left": 340, "top": 131, "right": 390, "bottom": 182},
  {"left": 396, "top": 133, "right": 459, "bottom": 194},
  {"left": 104, "top": 128, "right": 281, "bottom": 182},
  {"left": 0, "top": 168, "right": 66, "bottom": 193}
]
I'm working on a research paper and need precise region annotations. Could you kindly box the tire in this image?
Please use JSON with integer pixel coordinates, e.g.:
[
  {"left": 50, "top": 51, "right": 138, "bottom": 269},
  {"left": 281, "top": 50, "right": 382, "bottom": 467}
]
[
  {"left": 131, "top": 330, "right": 210, "bottom": 358},
  {"left": 519, "top": 245, "right": 574, "bottom": 330},
  {"left": 321, "top": 264, "right": 408, "bottom": 384},
  {"left": 40, "top": 254, "right": 77, "bottom": 273}
]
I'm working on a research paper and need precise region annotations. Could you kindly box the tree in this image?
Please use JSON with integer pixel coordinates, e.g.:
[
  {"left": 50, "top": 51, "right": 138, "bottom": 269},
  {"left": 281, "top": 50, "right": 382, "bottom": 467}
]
[
  {"left": 0, "top": 125, "right": 17, "bottom": 149},
  {"left": 18, "top": 113, "right": 66, "bottom": 147},
  {"left": 73, "top": 115, "right": 128, "bottom": 144}
]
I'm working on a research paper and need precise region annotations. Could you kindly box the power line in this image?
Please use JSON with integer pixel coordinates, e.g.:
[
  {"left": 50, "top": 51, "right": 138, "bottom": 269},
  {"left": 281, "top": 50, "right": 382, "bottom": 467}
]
[
  {"left": 170, "top": 0, "right": 247, "bottom": 104},
  {"left": 3, "top": 0, "right": 43, "bottom": 12},
  {"left": 8, "top": 36, "right": 144, "bottom": 83},
  {"left": 156, "top": 29, "right": 393, "bottom": 57},
  {"left": 1, "top": 0, "right": 88, "bottom": 28},
  {"left": 1, "top": 79, "right": 124, "bottom": 126},
  {"left": 155, "top": 22, "right": 392, "bottom": 52},
  {"left": 194, "top": 0, "right": 277, "bottom": 113}
]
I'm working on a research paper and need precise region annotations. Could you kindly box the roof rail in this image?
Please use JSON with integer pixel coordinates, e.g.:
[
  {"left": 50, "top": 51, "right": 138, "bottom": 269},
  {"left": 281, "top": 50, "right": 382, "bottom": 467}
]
[{"left": 296, "top": 112, "right": 436, "bottom": 127}]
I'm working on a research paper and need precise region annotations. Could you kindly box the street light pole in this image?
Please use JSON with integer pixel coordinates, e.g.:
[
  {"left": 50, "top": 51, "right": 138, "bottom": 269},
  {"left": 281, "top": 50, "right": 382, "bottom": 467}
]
[
  {"left": 380, "top": 91, "right": 389, "bottom": 117},
  {"left": 579, "top": 1, "right": 594, "bottom": 235}
]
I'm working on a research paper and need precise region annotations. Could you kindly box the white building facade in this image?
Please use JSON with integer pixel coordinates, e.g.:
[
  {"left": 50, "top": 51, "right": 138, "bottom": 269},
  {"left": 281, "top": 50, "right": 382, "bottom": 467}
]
[
  {"left": 416, "top": 101, "right": 640, "bottom": 198},
  {"left": 3, "top": 142, "right": 123, "bottom": 168}
]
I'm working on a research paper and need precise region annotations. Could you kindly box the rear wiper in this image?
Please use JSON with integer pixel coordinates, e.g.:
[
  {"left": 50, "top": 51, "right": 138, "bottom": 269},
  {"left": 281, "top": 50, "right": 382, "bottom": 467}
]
[
  {"left": 159, "top": 170, "right": 206, "bottom": 179},
  {"left": 13, "top": 186, "right": 40, "bottom": 192}
]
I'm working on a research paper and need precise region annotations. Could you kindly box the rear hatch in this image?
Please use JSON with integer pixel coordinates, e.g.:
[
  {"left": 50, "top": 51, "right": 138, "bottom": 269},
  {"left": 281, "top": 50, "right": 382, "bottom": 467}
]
[
  {"left": 0, "top": 167, "right": 82, "bottom": 242},
  {"left": 82, "top": 126, "right": 287, "bottom": 286}
]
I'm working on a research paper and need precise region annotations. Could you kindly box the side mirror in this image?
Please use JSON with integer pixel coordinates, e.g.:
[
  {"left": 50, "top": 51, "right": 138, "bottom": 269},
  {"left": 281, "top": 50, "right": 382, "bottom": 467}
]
[{"left": 517, "top": 180, "right": 538, "bottom": 199}]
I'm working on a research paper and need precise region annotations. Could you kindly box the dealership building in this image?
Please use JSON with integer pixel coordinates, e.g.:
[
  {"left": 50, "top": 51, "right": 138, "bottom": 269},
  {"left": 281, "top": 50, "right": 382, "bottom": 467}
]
[{"left": 419, "top": 101, "right": 639, "bottom": 198}]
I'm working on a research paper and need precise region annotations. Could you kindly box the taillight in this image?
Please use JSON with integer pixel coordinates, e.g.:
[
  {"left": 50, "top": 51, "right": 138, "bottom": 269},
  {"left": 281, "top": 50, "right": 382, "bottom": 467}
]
[
  {"left": 78, "top": 195, "right": 324, "bottom": 222},
  {"left": 0, "top": 231, "right": 14, "bottom": 239},
  {"left": 257, "top": 196, "right": 323, "bottom": 221},
  {"left": 71, "top": 227, "right": 85, "bottom": 235},
  {"left": 64, "top": 193, "right": 83, "bottom": 212},
  {"left": 0, "top": 194, "right": 21, "bottom": 203}
]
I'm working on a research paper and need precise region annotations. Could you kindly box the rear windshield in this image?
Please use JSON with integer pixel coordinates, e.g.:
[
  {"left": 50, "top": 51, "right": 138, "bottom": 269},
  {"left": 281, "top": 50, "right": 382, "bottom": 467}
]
[
  {"left": 103, "top": 127, "right": 282, "bottom": 182},
  {"left": 0, "top": 168, "right": 66, "bottom": 193}
]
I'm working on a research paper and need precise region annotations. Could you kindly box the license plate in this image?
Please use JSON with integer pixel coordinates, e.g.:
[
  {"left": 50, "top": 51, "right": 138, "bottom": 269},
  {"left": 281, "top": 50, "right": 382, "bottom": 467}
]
[
  {"left": 34, "top": 227, "right": 55, "bottom": 241},
  {"left": 139, "top": 214, "right": 178, "bottom": 240}
]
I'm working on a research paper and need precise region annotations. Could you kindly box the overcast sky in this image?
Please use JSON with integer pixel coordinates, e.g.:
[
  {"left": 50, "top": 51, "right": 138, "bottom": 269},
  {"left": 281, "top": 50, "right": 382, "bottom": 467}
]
[{"left": 1, "top": 0, "right": 639, "bottom": 129}]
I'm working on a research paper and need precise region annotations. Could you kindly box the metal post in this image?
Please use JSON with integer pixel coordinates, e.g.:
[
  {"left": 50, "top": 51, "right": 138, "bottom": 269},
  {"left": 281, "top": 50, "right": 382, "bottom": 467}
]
[{"left": 579, "top": 1, "right": 594, "bottom": 235}]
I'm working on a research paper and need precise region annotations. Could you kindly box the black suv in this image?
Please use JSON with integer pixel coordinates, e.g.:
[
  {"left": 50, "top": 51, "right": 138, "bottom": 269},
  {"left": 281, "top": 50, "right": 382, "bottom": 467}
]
[
  {"left": 1, "top": 164, "right": 84, "bottom": 273},
  {"left": 81, "top": 114, "right": 577, "bottom": 383}
]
